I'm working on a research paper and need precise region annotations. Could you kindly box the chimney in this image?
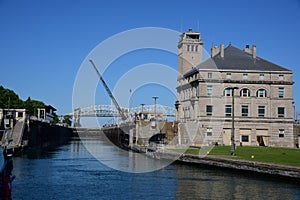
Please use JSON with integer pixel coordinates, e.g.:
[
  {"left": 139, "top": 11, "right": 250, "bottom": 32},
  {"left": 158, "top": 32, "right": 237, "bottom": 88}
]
[
  {"left": 243, "top": 44, "right": 251, "bottom": 54},
  {"left": 252, "top": 45, "right": 256, "bottom": 59},
  {"left": 220, "top": 44, "right": 224, "bottom": 58},
  {"left": 211, "top": 46, "right": 219, "bottom": 57}
]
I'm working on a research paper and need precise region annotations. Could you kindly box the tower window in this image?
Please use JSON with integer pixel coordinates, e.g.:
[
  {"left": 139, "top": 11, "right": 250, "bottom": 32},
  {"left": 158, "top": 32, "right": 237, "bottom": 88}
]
[
  {"left": 278, "top": 107, "right": 285, "bottom": 118},
  {"left": 279, "top": 75, "right": 284, "bottom": 80},
  {"left": 187, "top": 45, "right": 190, "bottom": 52},
  {"left": 207, "top": 86, "right": 212, "bottom": 96},
  {"left": 208, "top": 72, "right": 212, "bottom": 79},
  {"left": 195, "top": 45, "right": 198, "bottom": 52},
  {"left": 191, "top": 45, "right": 194, "bottom": 52},
  {"left": 278, "top": 87, "right": 284, "bottom": 98}
]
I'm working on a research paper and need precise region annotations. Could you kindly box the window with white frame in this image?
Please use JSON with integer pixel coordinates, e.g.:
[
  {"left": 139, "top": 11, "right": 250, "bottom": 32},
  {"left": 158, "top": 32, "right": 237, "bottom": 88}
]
[
  {"left": 240, "top": 88, "right": 251, "bottom": 97},
  {"left": 278, "top": 87, "right": 284, "bottom": 98},
  {"left": 241, "top": 105, "right": 249, "bottom": 117},
  {"left": 224, "top": 88, "right": 232, "bottom": 96},
  {"left": 258, "top": 106, "right": 265, "bottom": 117},
  {"left": 225, "top": 105, "right": 232, "bottom": 116},
  {"left": 208, "top": 72, "right": 212, "bottom": 79},
  {"left": 207, "top": 86, "right": 212, "bottom": 96},
  {"left": 257, "top": 89, "right": 267, "bottom": 97}
]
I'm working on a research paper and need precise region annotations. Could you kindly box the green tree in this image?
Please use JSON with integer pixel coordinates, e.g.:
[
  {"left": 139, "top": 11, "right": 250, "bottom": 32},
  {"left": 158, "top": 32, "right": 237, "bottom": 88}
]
[
  {"left": 24, "top": 97, "right": 45, "bottom": 117},
  {"left": 0, "top": 86, "right": 24, "bottom": 109},
  {"left": 63, "top": 115, "right": 72, "bottom": 126}
]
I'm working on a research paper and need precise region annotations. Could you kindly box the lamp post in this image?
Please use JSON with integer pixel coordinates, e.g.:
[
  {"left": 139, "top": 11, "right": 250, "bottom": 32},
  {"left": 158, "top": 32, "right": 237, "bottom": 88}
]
[
  {"left": 152, "top": 96, "right": 158, "bottom": 118},
  {"left": 141, "top": 103, "right": 145, "bottom": 113},
  {"left": 229, "top": 87, "right": 239, "bottom": 156}
]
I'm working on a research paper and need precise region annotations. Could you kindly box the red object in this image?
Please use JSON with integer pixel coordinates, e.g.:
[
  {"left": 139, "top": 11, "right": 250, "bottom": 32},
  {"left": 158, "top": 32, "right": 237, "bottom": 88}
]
[{"left": 2, "top": 176, "right": 12, "bottom": 198}]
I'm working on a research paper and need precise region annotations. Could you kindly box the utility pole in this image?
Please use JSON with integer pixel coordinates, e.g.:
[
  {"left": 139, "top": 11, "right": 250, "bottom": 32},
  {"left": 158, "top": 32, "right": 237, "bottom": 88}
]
[
  {"left": 229, "top": 87, "right": 239, "bottom": 156},
  {"left": 152, "top": 96, "right": 158, "bottom": 118}
]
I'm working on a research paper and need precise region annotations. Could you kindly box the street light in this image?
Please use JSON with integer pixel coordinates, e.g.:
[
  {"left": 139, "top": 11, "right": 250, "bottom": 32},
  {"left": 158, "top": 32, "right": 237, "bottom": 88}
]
[
  {"left": 152, "top": 96, "right": 158, "bottom": 118},
  {"left": 140, "top": 103, "right": 145, "bottom": 113},
  {"left": 228, "top": 87, "right": 239, "bottom": 156}
]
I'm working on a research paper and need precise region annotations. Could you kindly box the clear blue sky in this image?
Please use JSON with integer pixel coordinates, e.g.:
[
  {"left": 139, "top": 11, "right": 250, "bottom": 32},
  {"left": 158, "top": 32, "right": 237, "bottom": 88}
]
[{"left": 0, "top": 0, "right": 300, "bottom": 116}]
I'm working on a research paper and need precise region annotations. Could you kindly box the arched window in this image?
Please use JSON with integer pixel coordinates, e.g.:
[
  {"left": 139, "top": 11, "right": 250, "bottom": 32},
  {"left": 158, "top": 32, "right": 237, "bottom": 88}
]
[
  {"left": 240, "top": 88, "right": 251, "bottom": 97},
  {"left": 224, "top": 88, "right": 232, "bottom": 96},
  {"left": 256, "top": 89, "right": 267, "bottom": 98}
]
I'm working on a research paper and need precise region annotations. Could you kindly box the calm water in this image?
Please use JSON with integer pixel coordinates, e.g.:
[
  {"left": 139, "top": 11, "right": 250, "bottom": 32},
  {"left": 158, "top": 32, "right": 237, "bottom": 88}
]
[{"left": 3, "top": 139, "right": 300, "bottom": 200}]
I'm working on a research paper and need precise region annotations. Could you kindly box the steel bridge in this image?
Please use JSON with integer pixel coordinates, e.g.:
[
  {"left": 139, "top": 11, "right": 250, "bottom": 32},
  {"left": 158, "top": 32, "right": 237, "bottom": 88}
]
[{"left": 66, "top": 104, "right": 175, "bottom": 127}]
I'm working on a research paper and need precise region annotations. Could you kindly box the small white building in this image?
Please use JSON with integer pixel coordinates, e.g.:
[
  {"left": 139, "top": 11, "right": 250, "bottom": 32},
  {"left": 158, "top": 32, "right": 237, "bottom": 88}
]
[{"left": 37, "top": 105, "right": 56, "bottom": 123}]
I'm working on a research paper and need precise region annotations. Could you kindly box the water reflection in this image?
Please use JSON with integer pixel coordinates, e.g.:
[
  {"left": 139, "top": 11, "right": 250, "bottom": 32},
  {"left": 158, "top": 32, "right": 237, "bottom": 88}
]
[{"left": 9, "top": 139, "right": 300, "bottom": 200}]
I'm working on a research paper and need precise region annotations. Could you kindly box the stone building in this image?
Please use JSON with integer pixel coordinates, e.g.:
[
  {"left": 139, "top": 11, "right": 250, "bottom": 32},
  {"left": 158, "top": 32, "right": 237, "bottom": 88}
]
[{"left": 176, "top": 29, "right": 295, "bottom": 148}]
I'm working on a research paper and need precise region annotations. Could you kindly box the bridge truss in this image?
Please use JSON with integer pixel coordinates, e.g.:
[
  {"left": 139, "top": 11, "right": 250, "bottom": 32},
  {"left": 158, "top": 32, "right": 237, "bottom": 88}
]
[{"left": 66, "top": 104, "right": 175, "bottom": 127}]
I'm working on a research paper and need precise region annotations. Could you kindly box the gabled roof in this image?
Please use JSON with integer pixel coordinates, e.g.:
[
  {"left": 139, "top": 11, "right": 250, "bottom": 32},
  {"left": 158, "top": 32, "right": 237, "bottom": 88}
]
[{"left": 185, "top": 45, "right": 291, "bottom": 76}]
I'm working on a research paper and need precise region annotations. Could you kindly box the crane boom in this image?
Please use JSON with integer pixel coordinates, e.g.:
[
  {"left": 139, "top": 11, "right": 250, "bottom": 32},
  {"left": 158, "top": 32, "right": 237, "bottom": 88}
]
[{"left": 89, "top": 59, "right": 127, "bottom": 120}]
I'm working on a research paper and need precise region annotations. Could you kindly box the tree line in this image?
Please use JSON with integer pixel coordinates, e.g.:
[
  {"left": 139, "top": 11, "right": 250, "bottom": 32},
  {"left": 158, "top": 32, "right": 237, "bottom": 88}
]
[{"left": 0, "top": 86, "right": 71, "bottom": 126}]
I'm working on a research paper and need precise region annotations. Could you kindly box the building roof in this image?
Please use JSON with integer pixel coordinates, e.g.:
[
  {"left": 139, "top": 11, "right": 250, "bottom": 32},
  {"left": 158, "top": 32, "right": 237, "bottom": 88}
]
[{"left": 185, "top": 45, "right": 291, "bottom": 76}]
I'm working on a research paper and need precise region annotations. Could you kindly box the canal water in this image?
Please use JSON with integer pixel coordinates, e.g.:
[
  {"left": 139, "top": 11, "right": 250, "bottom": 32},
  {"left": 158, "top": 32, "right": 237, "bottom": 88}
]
[{"left": 2, "top": 139, "right": 300, "bottom": 200}]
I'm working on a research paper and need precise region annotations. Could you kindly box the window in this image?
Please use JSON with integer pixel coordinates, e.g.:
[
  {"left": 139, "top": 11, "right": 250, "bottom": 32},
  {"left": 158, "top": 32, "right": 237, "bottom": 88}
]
[
  {"left": 224, "top": 88, "right": 232, "bottom": 96},
  {"left": 279, "top": 75, "right": 284, "bottom": 80},
  {"left": 279, "top": 129, "right": 285, "bottom": 138},
  {"left": 278, "top": 87, "right": 284, "bottom": 98},
  {"left": 206, "top": 105, "right": 213, "bottom": 116},
  {"left": 259, "top": 74, "right": 264, "bottom": 80},
  {"left": 207, "top": 128, "right": 212, "bottom": 136},
  {"left": 241, "top": 135, "right": 249, "bottom": 142},
  {"left": 195, "top": 45, "right": 198, "bottom": 52},
  {"left": 257, "top": 89, "right": 267, "bottom": 97},
  {"left": 207, "top": 86, "right": 212, "bottom": 96},
  {"left": 241, "top": 105, "right": 249, "bottom": 117},
  {"left": 258, "top": 106, "right": 265, "bottom": 117},
  {"left": 191, "top": 45, "right": 194, "bottom": 52},
  {"left": 187, "top": 45, "right": 190, "bottom": 51},
  {"left": 243, "top": 73, "right": 248, "bottom": 79},
  {"left": 17, "top": 112, "right": 23, "bottom": 118},
  {"left": 240, "top": 88, "right": 250, "bottom": 97},
  {"left": 278, "top": 107, "right": 285, "bottom": 118},
  {"left": 225, "top": 105, "right": 232, "bottom": 116},
  {"left": 208, "top": 72, "right": 212, "bottom": 79},
  {"left": 226, "top": 73, "right": 231, "bottom": 79}
]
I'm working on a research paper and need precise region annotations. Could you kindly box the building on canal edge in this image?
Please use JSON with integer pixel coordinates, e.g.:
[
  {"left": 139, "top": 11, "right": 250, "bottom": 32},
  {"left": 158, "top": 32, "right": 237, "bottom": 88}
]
[{"left": 175, "top": 29, "right": 296, "bottom": 148}]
